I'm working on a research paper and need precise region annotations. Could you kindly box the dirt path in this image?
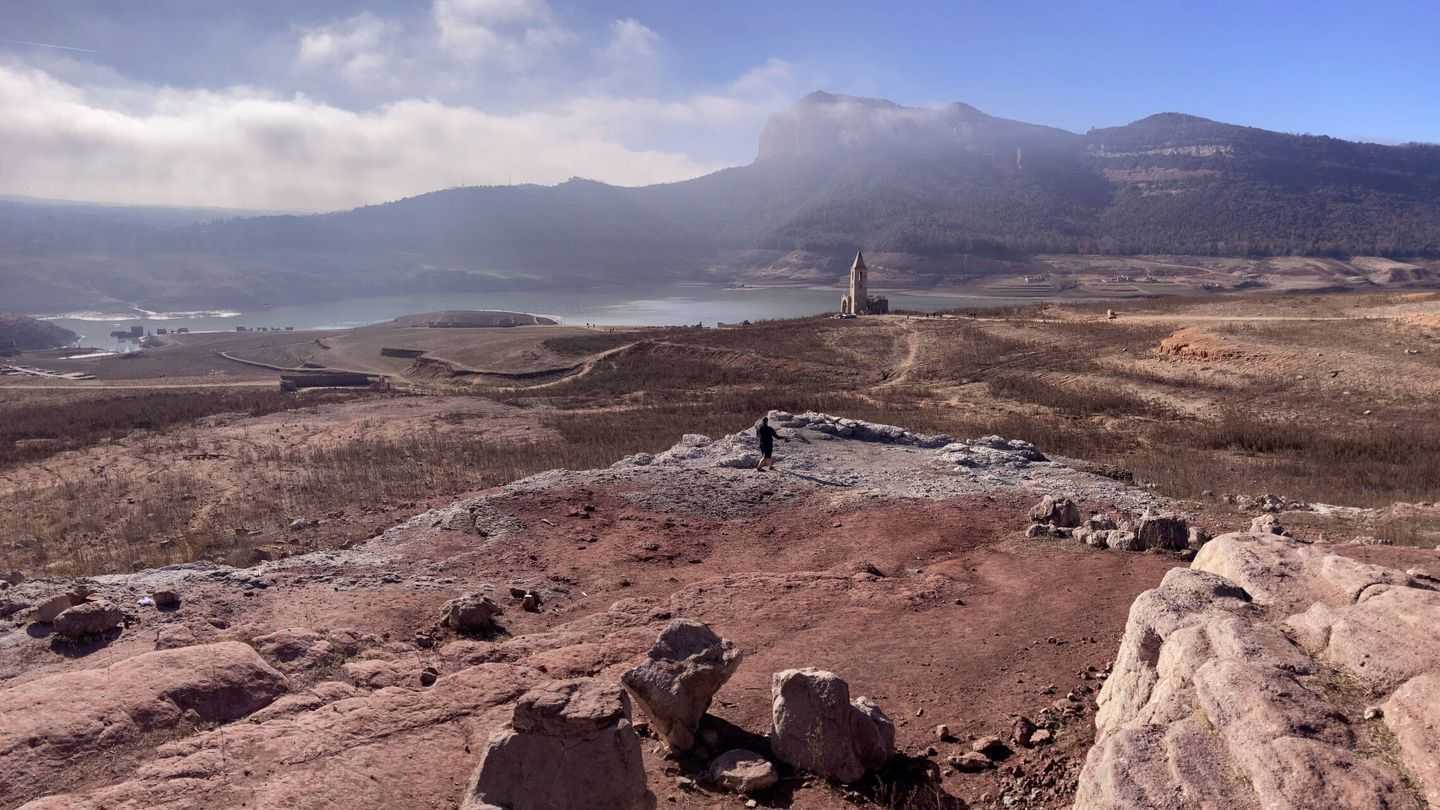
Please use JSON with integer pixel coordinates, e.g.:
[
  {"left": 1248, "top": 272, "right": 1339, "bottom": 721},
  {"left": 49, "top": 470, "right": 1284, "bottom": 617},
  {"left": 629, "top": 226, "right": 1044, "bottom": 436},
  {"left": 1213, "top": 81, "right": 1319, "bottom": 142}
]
[
  {"left": 491, "top": 341, "right": 641, "bottom": 392},
  {"left": 878, "top": 321, "right": 921, "bottom": 387}
]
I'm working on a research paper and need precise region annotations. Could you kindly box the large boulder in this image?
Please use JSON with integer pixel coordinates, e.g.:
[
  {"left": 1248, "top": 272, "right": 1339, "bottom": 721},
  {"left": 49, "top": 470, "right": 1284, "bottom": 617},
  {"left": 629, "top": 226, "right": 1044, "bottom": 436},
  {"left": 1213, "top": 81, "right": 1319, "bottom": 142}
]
[
  {"left": 51, "top": 600, "right": 123, "bottom": 638},
  {"left": 442, "top": 593, "right": 502, "bottom": 635},
  {"left": 620, "top": 619, "right": 742, "bottom": 751},
  {"left": 1076, "top": 532, "right": 1440, "bottom": 809},
  {"left": 769, "top": 668, "right": 895, "bottom": 783},
  {"left": 462, "top": 678, "right": 651, "bottom": 810},
  {"left": 0, "top": 641, "right": 287, "bottom": 807},
  {"left": 1029, "top": 495, "right": 1081, "bottom": 528},
  {"left": 1384, "top": 673, "right": 1440, "bottom": 807}
]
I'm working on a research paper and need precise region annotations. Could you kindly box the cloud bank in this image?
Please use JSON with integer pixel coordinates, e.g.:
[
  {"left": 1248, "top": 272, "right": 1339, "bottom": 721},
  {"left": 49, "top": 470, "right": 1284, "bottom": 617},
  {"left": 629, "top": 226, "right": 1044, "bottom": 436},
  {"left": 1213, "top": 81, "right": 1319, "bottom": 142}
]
[{"left": 0, "top": 2, "right": 805, "bottom": 211}]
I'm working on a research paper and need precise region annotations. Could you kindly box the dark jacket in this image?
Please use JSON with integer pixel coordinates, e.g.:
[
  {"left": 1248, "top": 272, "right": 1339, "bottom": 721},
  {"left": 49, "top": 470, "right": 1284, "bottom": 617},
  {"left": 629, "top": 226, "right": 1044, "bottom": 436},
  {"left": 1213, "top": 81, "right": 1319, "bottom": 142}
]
[{"left": 757, "top": 424, "right": 780, "bottom": 454}]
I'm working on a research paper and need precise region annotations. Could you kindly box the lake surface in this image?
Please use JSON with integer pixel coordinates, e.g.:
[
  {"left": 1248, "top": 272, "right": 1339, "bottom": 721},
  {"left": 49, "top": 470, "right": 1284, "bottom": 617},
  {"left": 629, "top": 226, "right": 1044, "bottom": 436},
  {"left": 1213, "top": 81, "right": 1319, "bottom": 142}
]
[{"left": 47, "top": 285, "right": 1033, "bottom": 347}]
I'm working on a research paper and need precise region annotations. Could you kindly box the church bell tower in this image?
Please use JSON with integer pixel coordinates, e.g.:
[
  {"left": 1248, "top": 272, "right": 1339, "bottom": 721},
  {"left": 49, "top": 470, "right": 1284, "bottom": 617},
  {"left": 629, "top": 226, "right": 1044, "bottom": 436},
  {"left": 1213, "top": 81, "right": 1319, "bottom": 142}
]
[{"left": 841, "top": 250, "right": 868, "bottom": 315}]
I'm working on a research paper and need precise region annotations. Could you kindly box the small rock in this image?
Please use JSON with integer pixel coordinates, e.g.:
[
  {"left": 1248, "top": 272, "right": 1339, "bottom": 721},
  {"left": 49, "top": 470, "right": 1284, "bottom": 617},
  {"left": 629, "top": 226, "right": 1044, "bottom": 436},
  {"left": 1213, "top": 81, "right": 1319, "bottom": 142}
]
[
  {"left": 151, "top": 589, "right": 181, "bottom": 609},
  {"left": 949, "top": 752, "right": 992, "bottom": 772},
  {"left": 971, "top": 736, "right": 1010, "bottom": 760},
  {"left": 1250, "top": 514, "right": 1287, "bottom": 536},
  {"left": 1011, "top": 716, "right": 1037, "bottom": 747},
  {"left": 521, "top": 591, "right": 542, "bottom": 612},
  {"left": 708, "top": 749, "right": 778, "bottom": 795},
  {"left": 935, "top": 723, "right": 953, "bottom": 741},
  {"left": 442, "top": 593, "right": 502, "bottom": 635},
  {"left": 1029, "top": 495, "right": 1082, "bottom": 528},
  {"left": 414, "top": 633, "right": 435, "bottom": 648},
  {"left": 1364, "top": 706, "right": 1383, "bottom": 721},
  {"left": 508, "top": 586, "right": 527, "bottom": 599},
  {"left": 1029, "top": 729, "right": 1053, "bottom": 745},
  {"left": 420, "top": 667, "right": 439, "bottom": 687}
]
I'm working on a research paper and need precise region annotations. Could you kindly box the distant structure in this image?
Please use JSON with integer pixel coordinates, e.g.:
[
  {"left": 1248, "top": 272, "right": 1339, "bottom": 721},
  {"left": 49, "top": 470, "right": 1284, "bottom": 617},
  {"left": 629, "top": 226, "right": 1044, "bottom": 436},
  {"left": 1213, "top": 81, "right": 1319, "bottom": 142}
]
[{"left": 839, "top": 250, "right": 888, "bottom": 315}]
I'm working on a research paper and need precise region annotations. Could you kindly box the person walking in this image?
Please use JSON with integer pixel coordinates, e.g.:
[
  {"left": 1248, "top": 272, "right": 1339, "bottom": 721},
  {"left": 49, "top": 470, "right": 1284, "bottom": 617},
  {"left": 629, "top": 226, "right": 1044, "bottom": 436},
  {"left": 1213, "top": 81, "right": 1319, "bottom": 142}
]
[{"left": 754, "top": 416, "right": 788, "bottom": 472}]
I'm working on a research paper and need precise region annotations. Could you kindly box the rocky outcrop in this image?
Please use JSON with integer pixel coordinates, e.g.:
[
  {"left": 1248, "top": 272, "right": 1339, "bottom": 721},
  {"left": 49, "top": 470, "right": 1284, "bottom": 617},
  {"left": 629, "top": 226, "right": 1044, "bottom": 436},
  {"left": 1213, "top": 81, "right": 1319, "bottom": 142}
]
[
  {"left": 0, "top": 642, "right": 287, "bottom": 807},
  {"left": 620, "top": 619, "right": 742, "bottom": 751},
  {"left": 769, "top": 668, "right": 895, "bottom": 783},
  {"left": 939, "top": 436, "right": 1048, "bottom": 469},
  {"left": 462, "top": 678, "right": 651, "bottom": 810},
  {"left": 770, "top": 411, "right": 955, "bottom": 448},
  {"left": 1076, "top": 531, "right": 1440, "bottom": 809}
]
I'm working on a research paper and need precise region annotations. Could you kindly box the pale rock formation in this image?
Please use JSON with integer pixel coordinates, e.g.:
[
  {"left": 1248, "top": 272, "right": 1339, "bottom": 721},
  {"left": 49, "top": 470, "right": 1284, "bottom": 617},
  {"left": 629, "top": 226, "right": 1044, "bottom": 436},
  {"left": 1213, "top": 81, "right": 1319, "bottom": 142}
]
[
  {"left": 1076, "top": 530, "right": 1440, "bottom": 809},
  {"left": 0, "top": 642, "right": 287, "bottom": 807},
  {"left": 769, "top": 668, "right": 895, "bottom": 783},
  {"left": 462, "top": 678, "right": 651, "bottom": 810},
  {"left": 708, "top": 749, "right": 779, "bottom": 794},
  {"left": 1383, "top": 673, "right": 1440, "bottom": 807},
  {"left": 940, "top": 436, "right": 1047, "bottom": 468},
  {"left": 620, "top": 619, "right": 742, "bottom": 751}
]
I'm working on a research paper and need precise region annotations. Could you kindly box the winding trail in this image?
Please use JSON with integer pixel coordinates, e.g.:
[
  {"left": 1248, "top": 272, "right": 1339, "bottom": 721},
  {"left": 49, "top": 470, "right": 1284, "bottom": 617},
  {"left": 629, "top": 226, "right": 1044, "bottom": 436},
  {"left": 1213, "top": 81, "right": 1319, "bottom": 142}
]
[{"left": 879, "top": 321, "right": 922, "bottom": 387}]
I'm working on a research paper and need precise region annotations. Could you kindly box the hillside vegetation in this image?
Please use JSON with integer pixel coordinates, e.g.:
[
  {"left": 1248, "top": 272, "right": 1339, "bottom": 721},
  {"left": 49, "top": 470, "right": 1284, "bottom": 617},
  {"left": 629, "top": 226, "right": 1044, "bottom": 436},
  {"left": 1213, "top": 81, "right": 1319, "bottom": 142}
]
[
  {"left": 0, "top": 315, "right": 76, "bottom": 353},
  {"left": 6, "top": 92, "right": 1440, "bottom": 312}
]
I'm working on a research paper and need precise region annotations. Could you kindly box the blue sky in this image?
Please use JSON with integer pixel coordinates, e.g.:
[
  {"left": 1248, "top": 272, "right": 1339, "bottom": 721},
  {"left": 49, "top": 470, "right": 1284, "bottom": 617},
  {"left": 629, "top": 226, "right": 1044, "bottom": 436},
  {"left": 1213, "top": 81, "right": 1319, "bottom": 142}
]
[{"left": 2, "top": 1, "right": 1437, "bottom": 209}]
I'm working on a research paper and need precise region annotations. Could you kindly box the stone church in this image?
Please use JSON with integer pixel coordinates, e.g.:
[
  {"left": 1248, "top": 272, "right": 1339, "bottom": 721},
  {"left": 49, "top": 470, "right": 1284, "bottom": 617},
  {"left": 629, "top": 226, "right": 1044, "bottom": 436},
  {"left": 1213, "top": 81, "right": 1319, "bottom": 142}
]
[{"left": 839, "top": 250, "right": 889, "bottom": 315}]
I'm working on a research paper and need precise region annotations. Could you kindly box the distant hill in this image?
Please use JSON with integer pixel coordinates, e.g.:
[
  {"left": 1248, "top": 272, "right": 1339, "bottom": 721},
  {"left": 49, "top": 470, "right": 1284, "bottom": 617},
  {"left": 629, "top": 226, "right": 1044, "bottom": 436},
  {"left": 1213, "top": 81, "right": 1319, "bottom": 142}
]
[
  {"left": 0, "top": 315, "right": 77, "bottom": 353},
  {"left": 5, "top": 91, "right": 1440, "bottom": 313}
]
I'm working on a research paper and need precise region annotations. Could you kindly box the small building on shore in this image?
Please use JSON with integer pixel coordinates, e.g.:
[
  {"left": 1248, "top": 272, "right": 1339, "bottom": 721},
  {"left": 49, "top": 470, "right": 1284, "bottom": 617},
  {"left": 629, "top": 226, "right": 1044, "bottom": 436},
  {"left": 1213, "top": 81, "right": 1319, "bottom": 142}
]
[{"left": 839, "top": 250, "right": 889, "bottom": 315}]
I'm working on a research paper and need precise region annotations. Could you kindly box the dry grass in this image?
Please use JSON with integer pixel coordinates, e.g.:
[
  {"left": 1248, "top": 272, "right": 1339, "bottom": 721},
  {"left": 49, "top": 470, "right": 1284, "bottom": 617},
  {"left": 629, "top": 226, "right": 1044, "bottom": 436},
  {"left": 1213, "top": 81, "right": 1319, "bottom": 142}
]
[
  {"left": 0, "top": 389, "right": 347, "bottom": 467},
  {"left": 10, "top": 296, "right": 1440, "bottom": 575}
]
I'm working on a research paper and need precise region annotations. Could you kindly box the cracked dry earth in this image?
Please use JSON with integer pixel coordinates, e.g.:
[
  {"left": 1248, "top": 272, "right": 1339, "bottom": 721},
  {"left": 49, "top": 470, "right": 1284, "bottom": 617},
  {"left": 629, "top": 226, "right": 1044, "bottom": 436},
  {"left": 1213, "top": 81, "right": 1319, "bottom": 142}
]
[{"left": 2, "top": 413, "right": 1436, "bottom": 810}]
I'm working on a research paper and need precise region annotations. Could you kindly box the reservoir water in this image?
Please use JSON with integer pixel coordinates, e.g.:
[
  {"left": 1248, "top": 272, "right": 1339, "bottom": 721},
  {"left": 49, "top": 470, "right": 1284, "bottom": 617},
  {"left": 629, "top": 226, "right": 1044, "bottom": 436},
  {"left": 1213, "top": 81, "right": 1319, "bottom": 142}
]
[{"left": 46, "top": 284, "right": 1033, "bottom": 347}]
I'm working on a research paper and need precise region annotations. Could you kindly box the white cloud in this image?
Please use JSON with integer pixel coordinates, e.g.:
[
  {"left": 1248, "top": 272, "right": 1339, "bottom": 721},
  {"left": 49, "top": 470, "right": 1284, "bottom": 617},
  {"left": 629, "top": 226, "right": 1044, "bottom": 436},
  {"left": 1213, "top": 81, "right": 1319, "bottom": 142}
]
[
  {"left": 0, "top": 5, "right": 817, "bottom": 211},
  {"left": 432, "top": 0, "right": 573, "bottom": 70},
  {"left": 295, "top": 13, "right": 397, "bottom": 85},
  {"left": 0, "top": 63, "right": 742, "bottom": 211},
  {"left": 602, "top": 19, "right": 659, "bottom": 66}
]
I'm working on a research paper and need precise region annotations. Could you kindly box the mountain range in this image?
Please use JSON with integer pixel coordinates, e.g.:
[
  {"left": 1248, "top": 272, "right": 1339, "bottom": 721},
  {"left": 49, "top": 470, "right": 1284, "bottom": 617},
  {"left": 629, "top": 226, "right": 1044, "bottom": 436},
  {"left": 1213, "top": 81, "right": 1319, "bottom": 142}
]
[{"left": 5, "top": 91, "right": 1440, "bottom": 313}]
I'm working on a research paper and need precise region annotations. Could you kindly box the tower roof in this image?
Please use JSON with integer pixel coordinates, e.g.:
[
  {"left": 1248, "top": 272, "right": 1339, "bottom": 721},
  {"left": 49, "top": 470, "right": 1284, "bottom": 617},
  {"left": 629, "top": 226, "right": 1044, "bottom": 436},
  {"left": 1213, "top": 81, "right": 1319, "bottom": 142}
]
[{"left": 852, "top": 250, "right": 866, "bottom": 271}]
